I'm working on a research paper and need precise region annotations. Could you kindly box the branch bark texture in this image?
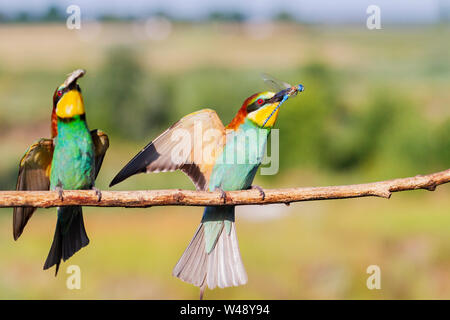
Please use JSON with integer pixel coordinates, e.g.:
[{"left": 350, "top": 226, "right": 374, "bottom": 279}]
[{"left": 0, "top": 169, "right": 448, "bottom": 208}]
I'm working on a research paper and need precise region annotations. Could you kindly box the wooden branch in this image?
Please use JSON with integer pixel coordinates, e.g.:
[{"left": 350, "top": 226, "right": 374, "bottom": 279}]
[{"left": 0, "top": 169, "right": 449, "bottom": 208}]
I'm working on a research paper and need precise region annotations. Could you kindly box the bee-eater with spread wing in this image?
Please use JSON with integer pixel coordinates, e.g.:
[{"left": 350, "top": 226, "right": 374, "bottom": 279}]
[
  {"left": 13, "top": 69, "right": 109, "bottom": 275},
  {"left": 110, "top": 83, "right": 303, "bottom": 297}
]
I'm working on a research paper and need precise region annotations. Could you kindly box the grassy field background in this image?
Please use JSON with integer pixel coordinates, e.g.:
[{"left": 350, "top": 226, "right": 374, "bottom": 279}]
[{"left": 0, "top": 22, "right": 449, "bottom": 299}]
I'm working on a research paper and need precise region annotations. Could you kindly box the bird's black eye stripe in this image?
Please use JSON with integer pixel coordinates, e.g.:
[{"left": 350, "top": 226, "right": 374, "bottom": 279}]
[
  {"left": 54, "top": 83, "right": 82, "bottom": 105},
  {"left": 246, "top": 99, "right": 266, "bottom": 113},
  {"left": 54, "top": 87, "right": 68, "bottom": 105},
  {"left": 54, "top": 87, "right": 64, "bottom": 105}
]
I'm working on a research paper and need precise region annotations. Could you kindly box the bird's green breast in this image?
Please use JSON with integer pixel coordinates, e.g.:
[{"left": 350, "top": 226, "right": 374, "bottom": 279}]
[
  {"left": 50, "top": 116, "right": 95, "bottom": 190},
  {"left": 203, "top": 119, "right": 270, "bottom": 252},
  {"left": 208, "top": 118, "right": 270, "bottom": 191}
]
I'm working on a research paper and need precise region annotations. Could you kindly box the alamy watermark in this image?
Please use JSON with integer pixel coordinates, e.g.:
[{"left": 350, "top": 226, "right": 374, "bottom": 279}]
[
  {"left": 66, "top": 265, "right": 81, "bottom": 290},
  {"left": 366, "top": 265, "right": 381, "bottom": 290},
  {"left": 366, "top": 5, "right": 382, "bottom": 30},
  {"left": 169, "top": 122, "right": 280, "bottom": 175},
  {"left": 66, "top": 5, "right": 81, "bottom": 30}
]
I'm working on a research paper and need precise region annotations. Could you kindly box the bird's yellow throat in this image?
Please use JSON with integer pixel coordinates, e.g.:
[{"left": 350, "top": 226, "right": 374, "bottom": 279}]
[
  {"left": 247, "top": 103, "right": 280, "bottom": 128},
  {"left": 56, "top": 90, "right": 85, "bottom": 118}
]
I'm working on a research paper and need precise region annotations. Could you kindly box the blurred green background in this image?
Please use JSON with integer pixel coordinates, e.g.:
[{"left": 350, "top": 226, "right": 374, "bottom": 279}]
[{"left": 0, "top": 4, "right": 449, "bottom": 299}]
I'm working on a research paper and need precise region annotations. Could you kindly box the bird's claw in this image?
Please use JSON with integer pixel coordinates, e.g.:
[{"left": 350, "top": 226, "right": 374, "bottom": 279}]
[
  {"left": 55, "top": 186, "right": 64, "bottom": 201},
  {"left": 215, "top": 187, "right": 227, "bottom": 204},
  {"left": 251, "top": 185, "right": 265, "bottom": 201},
  {"left": 92, "top": 187, "right": 102, "bottom": 202}
]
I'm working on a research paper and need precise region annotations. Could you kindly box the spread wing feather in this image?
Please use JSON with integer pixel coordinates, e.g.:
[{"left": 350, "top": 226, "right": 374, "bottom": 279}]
[
  {"left": 109, "top": 109, "right": 226, "bottom": 191},
  {"left": 13, "top": 138, "right": 54, "bottom": 240}
]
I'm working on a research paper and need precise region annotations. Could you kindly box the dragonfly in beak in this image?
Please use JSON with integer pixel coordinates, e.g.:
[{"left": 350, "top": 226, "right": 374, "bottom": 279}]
[{"left": 261, "top": 73, "right": 305, "bottom": 128}]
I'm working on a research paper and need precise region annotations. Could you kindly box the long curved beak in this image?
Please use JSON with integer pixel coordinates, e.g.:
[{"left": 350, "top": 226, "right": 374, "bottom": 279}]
[
  {"left": 271, "top": 89, "right": 289, "bottom": 102},
  {"left": 64, "top": 69, "right": 85, "bottom": 87}
]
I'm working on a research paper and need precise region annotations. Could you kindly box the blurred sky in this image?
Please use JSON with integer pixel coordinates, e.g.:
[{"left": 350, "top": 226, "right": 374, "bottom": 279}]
[{"left": 0, "top": 0, "right": 448, "bottom": 23}]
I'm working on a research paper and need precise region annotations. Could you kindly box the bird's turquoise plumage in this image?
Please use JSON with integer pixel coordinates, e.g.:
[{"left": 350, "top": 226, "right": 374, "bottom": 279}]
[
  {"left": 202, "top": 118, "right": 270, "bottom": 253},
  {"left": 50, "top": 115, "right": 95, "bottom": 191},
  {"left": 45, "top": 115, "right": 95, "bottom": 271}
]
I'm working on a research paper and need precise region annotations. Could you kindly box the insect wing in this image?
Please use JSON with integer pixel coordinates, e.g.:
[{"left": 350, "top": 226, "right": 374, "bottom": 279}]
[{"left": 261, "top": 73, "right": 292, "bottom": 92}]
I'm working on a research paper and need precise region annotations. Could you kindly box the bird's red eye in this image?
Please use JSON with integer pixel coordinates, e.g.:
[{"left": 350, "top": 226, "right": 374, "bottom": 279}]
[
  {"left": 57, "top": 90, "right": 62, "bottom": 97},
  {"left": 257, "top": 99, "right": 264, "bottom": 105}
]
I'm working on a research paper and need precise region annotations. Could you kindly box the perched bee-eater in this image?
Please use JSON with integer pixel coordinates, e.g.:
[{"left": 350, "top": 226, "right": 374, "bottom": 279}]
[
  {"left": 110, "top": 83, "right": 303, "bottom": 298},
  {"left": 13, "top": 69, "right": 109, "bottom": 275}
]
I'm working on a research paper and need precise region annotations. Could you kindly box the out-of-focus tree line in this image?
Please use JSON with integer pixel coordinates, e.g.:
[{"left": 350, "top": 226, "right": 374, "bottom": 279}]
[
  {"left": 0, "top": 6, "right": 300, "bottom": 24},
  {"left": 2, "top": 5, "right": 448, "bottom": 24},
  {"left": 0, "top": 44, "right": 448, "bottom": 190},
  {"left": 82, "top": 47, "right": 449, "bottom": 180}
]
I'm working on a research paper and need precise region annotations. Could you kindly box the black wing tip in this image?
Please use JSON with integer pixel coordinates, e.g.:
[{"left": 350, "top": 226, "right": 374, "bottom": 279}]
[
  {"left": 13, "top": 231, "right": 21, "bottom": 241},
  {"left": 109, "top": 147, "right": 156, "bottom": 187},
  {"left": 42, "top": 262, "right": 60, "bottom": 276},
  {"left": 109, "top": 167, "right": 139, "bottom": 187},
  {"left": 109, "top": 162, "right": 141, "bottom": 187},
  {"left": 13, "top": 210, "right": 20, "bottom": 241},
  {"left": 109, "top": 175, "right": 122, "bottom": 187},
  {"left": 13, "top": 207, "right": 29, "bottom": 241},
  {"left": 109, "top": 161, "right": 133, "bottom": 187}
]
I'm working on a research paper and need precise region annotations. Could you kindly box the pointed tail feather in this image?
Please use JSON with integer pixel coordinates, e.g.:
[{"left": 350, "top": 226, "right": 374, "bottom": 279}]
[
  {"left": 172, "top": 222, "right": 248, "bottom": 291},
  {"left": 43, "top": 206, "right": 89, "bottom": 275}
]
